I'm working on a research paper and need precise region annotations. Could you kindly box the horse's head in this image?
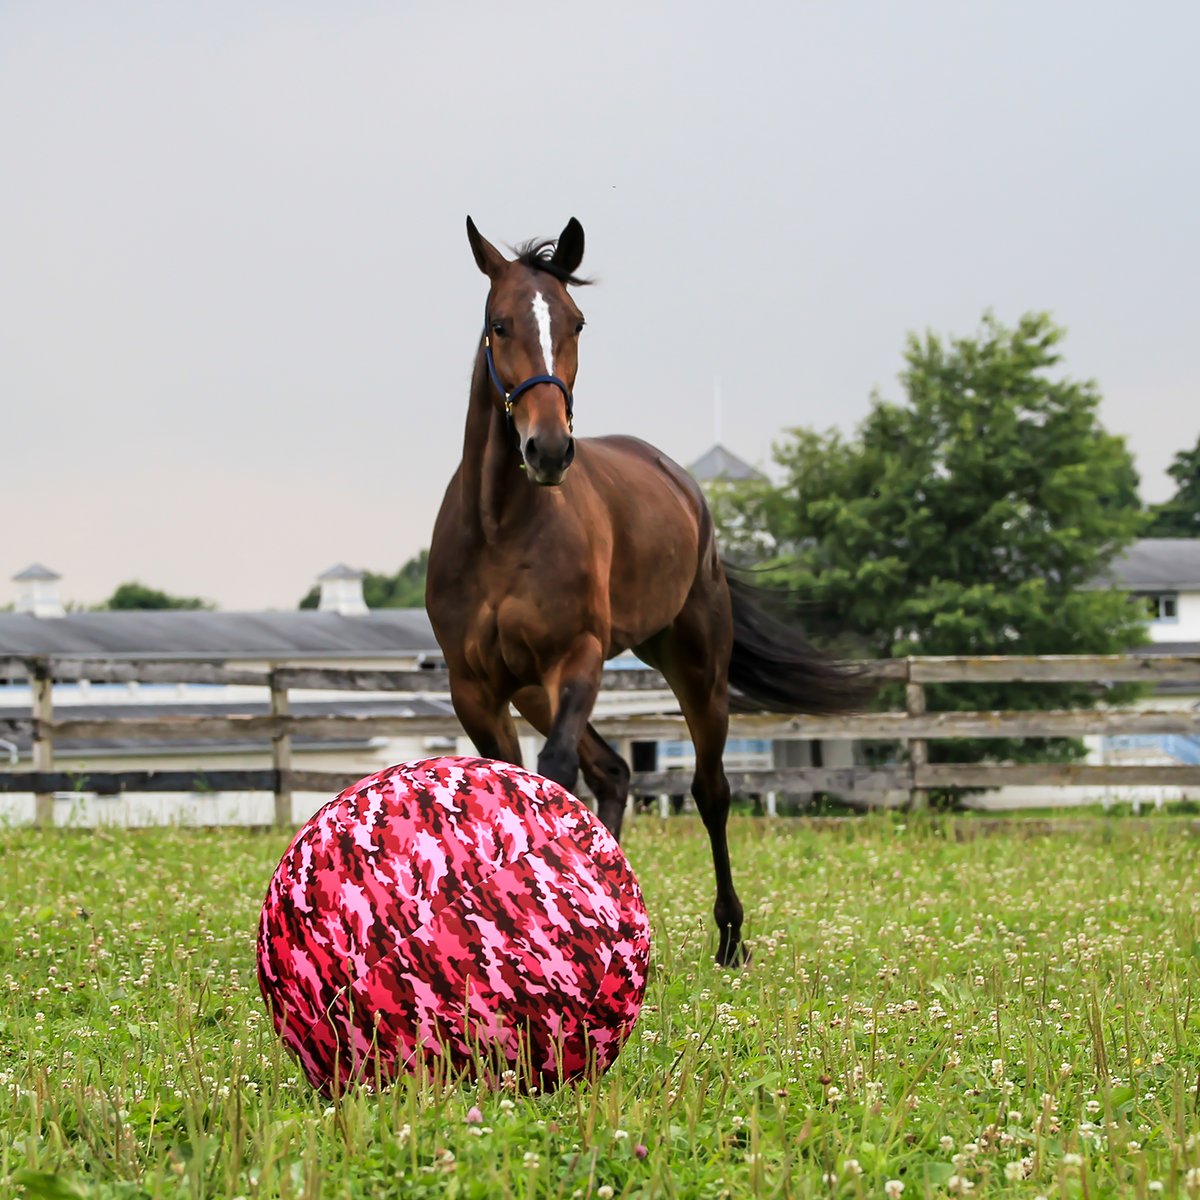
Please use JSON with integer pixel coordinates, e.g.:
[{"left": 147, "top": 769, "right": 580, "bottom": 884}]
[{"left": 466, "top": 216, "right": 588, "bottom": 486}]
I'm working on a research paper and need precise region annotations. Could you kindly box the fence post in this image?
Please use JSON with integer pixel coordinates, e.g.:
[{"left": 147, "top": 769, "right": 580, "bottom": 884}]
[
  {"left": 31, "top": 663, "right": 54, "bottom": 829},
  {"left": 905, "top": 662, "right": 929, "bottom": 812},
  {"left": 270, "top": 671, "right": 292, "bottom": 828}
]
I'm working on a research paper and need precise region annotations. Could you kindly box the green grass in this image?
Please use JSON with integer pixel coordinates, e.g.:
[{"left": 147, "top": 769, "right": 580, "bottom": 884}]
[{"left": 3, "top": 816, "right": 1200, "bottom": 1198}]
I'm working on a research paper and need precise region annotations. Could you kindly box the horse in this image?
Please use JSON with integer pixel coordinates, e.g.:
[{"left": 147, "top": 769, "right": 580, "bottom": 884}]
[{"left": 426, "top": 217, "right": 870, "bottom": 966}]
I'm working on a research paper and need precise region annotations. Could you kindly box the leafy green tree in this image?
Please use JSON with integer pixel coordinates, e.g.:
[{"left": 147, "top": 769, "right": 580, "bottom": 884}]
[
  {"left": 298, "top": 551, "right": 429, "bottom": 610},
  {"left": 102, "top": 582, "right": 214, "bottom": 611},
  {"left": 1144, "top": 433, "right": 1200, "bottom": 536},
  {"left": 710, "top": 312, "right": 1149, "bottom": 785}
]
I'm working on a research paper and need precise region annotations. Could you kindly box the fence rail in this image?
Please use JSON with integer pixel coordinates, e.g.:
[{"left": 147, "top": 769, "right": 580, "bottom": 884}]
[
  {"left": 4, "top": 705, "right": 1199, "bottom": 745},
  {"left": 5, "top": 653, "right": 1200, "bottom": 687},
  {"left": 1, "top": 653, "right": 1198, "bottom": 825}
]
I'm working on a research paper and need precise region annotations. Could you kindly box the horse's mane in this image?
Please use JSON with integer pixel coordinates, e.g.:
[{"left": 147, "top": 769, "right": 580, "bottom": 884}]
[{"left": 512, "top": 239, "right": 593, "bottom": 287}]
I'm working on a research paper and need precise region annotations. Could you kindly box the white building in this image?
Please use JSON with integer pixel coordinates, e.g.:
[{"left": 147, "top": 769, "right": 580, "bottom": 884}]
[
  {"left": 971, "top": 538, "right": 1200, "bottom": 812},
  {"left": 1103, "top": 538, "right": 1200, "bottom": 647}
]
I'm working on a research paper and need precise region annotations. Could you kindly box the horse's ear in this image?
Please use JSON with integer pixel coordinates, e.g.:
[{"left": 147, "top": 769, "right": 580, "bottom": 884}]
[
  {"left": 466, "top": 216, "right": 507, "bottom": 279},
  {"left": 551, "top": 218, "right": 585, "bottom": 276}
]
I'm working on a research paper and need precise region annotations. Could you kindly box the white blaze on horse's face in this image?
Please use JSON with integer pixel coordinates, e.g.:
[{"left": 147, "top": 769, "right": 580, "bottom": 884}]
[{"left": 532, "top": 291, "right": 554, "bottom": 375}]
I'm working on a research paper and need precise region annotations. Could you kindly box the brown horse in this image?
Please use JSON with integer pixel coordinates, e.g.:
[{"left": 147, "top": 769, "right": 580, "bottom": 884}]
[{"left": 426, "top": 217, "right": 868, "bottom": 965}]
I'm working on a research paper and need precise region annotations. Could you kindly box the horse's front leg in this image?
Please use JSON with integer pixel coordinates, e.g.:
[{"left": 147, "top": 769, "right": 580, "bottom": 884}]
[
  {"left": 448, "top": 673, "right": 523, "bottom": 766},
  {"left": 535, "top": 634, "right": 605, "bottom": 797}
]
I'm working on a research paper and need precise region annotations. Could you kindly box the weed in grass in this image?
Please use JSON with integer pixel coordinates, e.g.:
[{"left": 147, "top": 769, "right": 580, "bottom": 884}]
[{"left": 0, "top": 816, "right": 1199, "bottom": 1197}]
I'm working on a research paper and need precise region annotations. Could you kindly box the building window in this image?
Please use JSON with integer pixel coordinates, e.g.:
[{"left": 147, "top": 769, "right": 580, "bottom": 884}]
[{"left": 1139, "top": 593, "right": 1178, "bottom": 621}]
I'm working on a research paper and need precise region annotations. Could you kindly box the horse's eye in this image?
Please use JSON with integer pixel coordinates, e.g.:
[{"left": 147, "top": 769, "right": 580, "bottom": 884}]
[
  {"left": 491, "top": 321, "right": 505, "bottom": 337},
  {"left": 574, "top": 322, "right": 585, "bottom": 335}
]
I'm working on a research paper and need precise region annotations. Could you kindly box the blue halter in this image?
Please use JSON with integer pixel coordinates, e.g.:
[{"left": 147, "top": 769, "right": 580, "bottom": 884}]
[{"left": 482, "top": 293, "right": 574, "bottom": 446}]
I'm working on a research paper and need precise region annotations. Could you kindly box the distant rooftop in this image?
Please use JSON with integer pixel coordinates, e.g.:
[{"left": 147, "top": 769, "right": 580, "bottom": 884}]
[
  {"left": 317, "top": 563, "right": 365, "bottom": 581},
  {"left": 0, "top": 609, "right": 440, "bottom": 661},
  {"left": 688, "top": 444, "right": 767, "bottom": 483},
  {"left": 11, "top": 564, "right": 61, "bottom": 582},
  {"left": 1100, "top": 539, "right": 1200, "bottom": 592}
]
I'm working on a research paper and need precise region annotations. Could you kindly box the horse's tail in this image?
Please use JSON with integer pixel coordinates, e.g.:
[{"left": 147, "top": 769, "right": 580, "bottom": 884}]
[{"left": 725, "top": 569, "right": 876, "bottom": 714}]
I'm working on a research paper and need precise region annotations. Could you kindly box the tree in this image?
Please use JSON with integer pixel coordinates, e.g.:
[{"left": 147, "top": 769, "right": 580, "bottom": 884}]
[
  {"left": 299, "top": 551, "right": 429, "bottom": 610},
  {"left": 1144, "top": 433, "right": 1200, "bottom": 536},
  {"left": 102, "top": 582, "right": 214, "bottom": 611},
  {"left": 710, "top": 312, "right": 1149, "bottom": 785}
]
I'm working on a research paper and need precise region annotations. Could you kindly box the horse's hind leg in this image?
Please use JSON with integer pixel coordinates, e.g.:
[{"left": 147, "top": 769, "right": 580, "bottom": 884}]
[
  {"left": 680, "top": 695, "right": 745, "bottom": 967},
  {"left": 512, "top": 686, "right": 630, "bottom": 839},
  {"left": 578, "top": 725, "right": 631, "bottom": 840},
  {"left": 639, "top": 612, "right": 745, "bottom": 967}
]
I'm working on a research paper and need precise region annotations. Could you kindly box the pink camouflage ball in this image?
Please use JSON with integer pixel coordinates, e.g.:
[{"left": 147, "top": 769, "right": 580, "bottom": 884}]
[{"left": 257, "top": 756, "right": 650, "bottom": 1096}]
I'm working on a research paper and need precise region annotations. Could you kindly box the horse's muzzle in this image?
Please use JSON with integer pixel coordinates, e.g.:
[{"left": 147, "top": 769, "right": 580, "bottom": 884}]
[{"left": 523, "top": 433, "right": 576, "bottom": 486}]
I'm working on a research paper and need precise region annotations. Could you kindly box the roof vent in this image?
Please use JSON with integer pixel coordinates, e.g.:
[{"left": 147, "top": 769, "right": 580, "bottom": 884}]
[
  {"left": 316, "top": 564, "right": 368, "bottom": 616},
  {"left": 12, "top": 564, "right": 65, "bottom": 618}
]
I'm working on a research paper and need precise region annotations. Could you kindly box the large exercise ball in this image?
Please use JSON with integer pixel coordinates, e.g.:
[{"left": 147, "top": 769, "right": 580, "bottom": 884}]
[{"left": 257, "top": 756, "right": 650, "bottom": 1095}]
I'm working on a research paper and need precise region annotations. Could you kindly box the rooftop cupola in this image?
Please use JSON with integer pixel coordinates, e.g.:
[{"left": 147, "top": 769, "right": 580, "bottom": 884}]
[
  {"left": 12, "top": 564, "right": 65, "bottom": 618},
  {"left": 316, "top": 564, "right": 368, "bottom": 616}
]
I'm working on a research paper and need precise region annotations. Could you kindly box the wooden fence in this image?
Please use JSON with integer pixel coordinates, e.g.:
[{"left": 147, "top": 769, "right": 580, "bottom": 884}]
[{"left": 1, "top": 653, "right": 1198, "bottom": 826}]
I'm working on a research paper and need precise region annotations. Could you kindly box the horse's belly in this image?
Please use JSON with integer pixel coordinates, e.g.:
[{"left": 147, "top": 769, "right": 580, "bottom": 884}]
[{"left": 606, "top": 518, "right": 703, "bottom": 649}]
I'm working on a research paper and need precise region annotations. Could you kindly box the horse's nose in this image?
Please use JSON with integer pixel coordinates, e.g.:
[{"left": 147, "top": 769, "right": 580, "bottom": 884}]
[{"left": 524, "top": 432, "right": 576, "bottom": 485}]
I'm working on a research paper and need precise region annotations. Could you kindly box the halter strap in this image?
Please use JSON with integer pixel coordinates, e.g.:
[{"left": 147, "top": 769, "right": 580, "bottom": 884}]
[{"left": 482, "top": 294, "right": 574, "bottom": 446}]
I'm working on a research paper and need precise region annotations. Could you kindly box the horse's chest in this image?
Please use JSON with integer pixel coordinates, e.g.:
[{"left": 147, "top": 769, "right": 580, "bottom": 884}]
[{"left": 461, "top": 570, "right": 591, "bottom": 681}]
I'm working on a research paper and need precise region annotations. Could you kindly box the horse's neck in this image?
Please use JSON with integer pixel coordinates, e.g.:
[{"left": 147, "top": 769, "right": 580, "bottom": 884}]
[{"left": 461, "top": 345, "right": 525, "bottom": 542}]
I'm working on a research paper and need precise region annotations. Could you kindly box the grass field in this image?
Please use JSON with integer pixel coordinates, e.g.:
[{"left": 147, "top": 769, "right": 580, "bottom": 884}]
[{"left": 2, "top": 815, "right": 1199, "bottom": 1198}]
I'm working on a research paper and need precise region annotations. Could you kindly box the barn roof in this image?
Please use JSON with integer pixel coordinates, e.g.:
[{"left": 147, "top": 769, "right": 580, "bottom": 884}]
[{"left": 0, "top": 609, "right": 440, "bottom": 660}]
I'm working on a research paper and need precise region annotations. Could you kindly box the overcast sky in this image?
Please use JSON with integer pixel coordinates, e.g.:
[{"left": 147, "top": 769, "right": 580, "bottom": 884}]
[{"left": 2, "top": 1, "right": 1197, "bottom": 610}]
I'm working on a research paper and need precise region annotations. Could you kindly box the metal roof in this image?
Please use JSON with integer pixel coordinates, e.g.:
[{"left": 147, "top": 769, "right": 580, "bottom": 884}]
[
  {"left": 0, "top": 609, "right": 441, "bottom": 660},
  {"left": 688, "top": 444, "right": 767, "bottom": 483},
  {"left": 317, "top": 563, "right": 365, "bottom": 580},
  {"left": 1099, "top": 539, "right": 1200, "bottom": 591}
]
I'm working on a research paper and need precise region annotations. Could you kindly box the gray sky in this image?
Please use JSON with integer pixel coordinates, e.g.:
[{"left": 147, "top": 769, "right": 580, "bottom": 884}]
[{"left": 2, "top": 1, "right": 1197, "bottom": 610}]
